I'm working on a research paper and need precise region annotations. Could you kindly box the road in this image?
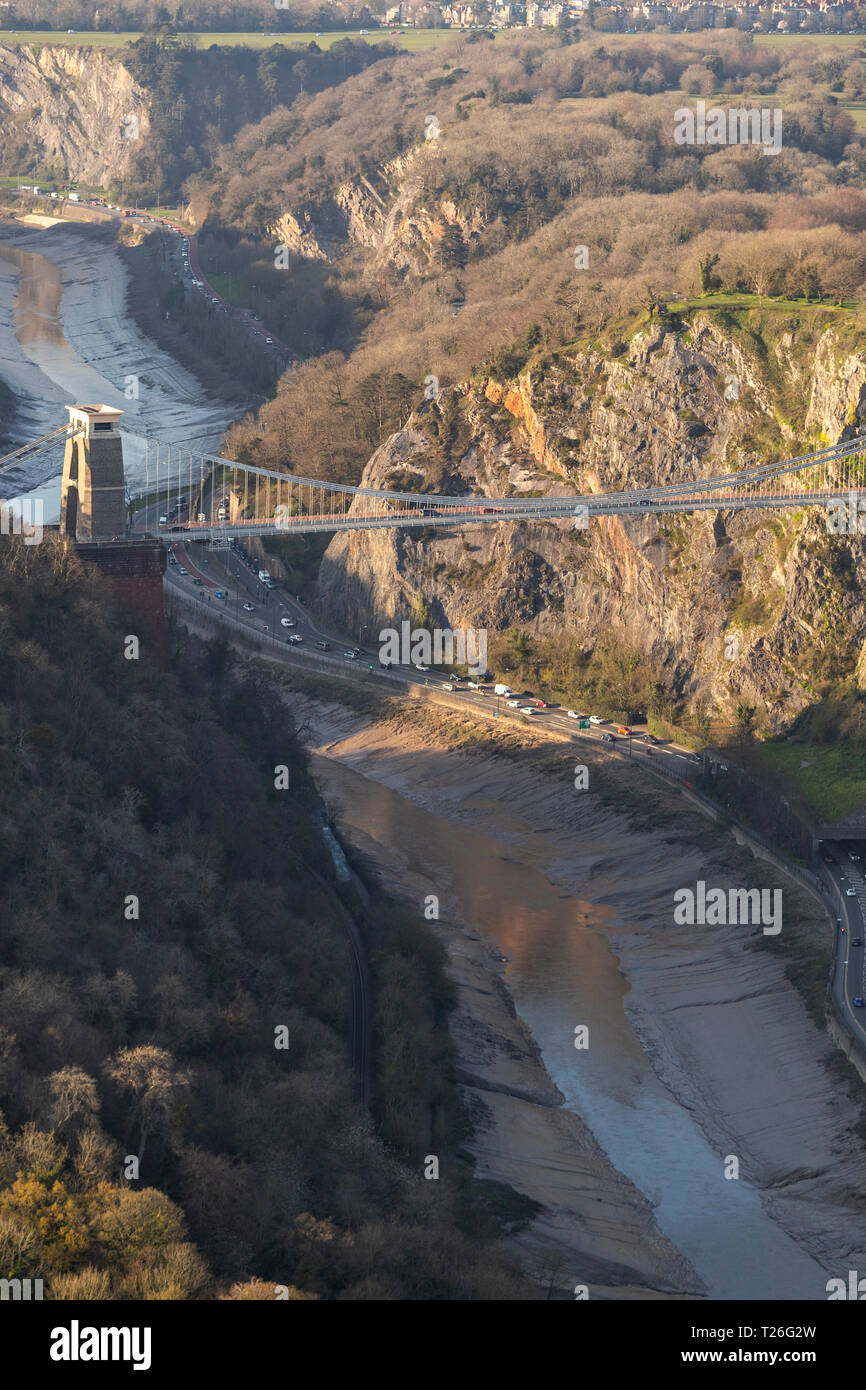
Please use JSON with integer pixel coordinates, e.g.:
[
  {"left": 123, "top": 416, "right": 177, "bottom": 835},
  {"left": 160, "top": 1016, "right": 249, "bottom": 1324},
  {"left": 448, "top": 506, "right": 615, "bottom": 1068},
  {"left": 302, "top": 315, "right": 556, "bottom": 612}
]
[
  {"left": 165, "top": 535, "right": 705, "bottom": 779},
  {"left": 821, "top": 841, "right": 866, "bottom": 1046}
]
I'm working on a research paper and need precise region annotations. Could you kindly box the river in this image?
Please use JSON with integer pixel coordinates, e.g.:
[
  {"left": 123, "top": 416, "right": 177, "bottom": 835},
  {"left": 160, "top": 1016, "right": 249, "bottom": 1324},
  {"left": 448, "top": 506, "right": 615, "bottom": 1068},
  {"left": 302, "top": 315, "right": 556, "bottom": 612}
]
[
  {"left": 0, "top": 223, "right": 236, "bottom": 512},
  {"left": 312, "top": 749, "right": 831, "bottom": 1300}
]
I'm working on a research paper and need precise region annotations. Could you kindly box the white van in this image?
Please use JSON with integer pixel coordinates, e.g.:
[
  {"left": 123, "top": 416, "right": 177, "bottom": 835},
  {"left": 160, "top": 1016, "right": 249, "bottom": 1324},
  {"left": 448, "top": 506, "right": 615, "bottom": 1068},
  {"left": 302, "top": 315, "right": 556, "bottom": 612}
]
[{"left": 494, "top": 683, "right": 512, "bottom": 697}]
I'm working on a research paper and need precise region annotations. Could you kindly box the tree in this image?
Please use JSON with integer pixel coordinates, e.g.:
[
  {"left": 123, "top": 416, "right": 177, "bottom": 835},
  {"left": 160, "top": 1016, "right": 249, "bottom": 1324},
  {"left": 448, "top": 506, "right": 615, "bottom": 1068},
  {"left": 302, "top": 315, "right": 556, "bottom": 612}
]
[
  {"left": 698, "top": 252, "right": 721, "bottom": 294},
  {"left": 438, "top": 224, "right": 467, "bottom": 270},
  {"left": 409, "top": 593, "right": 429, "bottom": 630},
  {"left": 103, "top": 1046, "right": 190, "bottom": 1165}
]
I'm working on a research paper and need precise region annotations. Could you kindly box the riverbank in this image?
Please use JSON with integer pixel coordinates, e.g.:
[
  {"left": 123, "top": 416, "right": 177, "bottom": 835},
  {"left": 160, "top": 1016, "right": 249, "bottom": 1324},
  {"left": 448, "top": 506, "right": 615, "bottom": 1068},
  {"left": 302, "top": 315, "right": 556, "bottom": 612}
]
[
  {"left": 287, "top": 687, "right": 866, "bottom": 1298},
  {"left": 0, "top": 216, "right": 237, "bottom": 508}
]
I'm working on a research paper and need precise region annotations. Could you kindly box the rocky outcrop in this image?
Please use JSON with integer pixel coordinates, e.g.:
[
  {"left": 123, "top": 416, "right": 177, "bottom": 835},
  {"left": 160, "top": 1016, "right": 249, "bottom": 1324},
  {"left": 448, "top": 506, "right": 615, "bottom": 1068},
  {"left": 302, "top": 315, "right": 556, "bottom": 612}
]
[
  {"left": 268, "top": 147, "right": 483, "bottom": 277},
  {"left": 0, "top": 45, "right": 150, "bottom": 187},
  {"left": 317, "top": 318, "right": 866, "bottom": 733}
]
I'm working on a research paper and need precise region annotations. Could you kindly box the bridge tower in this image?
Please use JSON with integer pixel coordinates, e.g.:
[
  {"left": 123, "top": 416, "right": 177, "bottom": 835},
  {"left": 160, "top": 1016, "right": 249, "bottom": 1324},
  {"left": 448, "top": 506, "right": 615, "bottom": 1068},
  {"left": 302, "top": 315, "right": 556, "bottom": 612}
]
[
  {"left": 58, "top": 404, "right": 166, "bottom": 667},
  {"left": 59, "top": 404, "right": 126, "bottom": 541}
]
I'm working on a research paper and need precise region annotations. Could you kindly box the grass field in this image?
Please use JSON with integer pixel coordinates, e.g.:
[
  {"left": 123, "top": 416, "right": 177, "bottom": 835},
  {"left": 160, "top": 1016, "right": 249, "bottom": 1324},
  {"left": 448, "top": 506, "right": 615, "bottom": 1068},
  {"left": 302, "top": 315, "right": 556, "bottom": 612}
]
[
  {"left": 759, "top": 31, "right": 866, "bottom": 47},
  {"left": 0, "top": 28, "right": 464, "bottom": 51},
  {"left": 757, "top": 742, "right": 866, "bottom": 820},
  {"left": 667, "top": 292, "right": 857, "bottom": 312}
]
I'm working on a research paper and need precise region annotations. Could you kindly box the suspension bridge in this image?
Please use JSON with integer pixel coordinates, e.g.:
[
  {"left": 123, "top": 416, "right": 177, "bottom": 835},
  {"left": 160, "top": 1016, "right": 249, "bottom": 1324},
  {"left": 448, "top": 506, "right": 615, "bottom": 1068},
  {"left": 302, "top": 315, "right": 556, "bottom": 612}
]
[{"left": 3, "top": 406, "right": 866, "bottom": 544}]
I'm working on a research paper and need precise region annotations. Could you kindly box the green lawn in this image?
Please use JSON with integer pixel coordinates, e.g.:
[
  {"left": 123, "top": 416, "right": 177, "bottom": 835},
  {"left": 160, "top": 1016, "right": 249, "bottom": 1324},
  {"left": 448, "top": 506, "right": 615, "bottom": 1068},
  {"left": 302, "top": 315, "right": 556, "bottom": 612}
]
[
  {"left": 207, "top": 272, "right": 247, "bottom": 306},
  {"left": 757, "top": 742, "right": 866, "bottom": 820},
  {"left": 666, "top": 292, "right": 857, "bottom": 313},
  {"left": 759, "top": 31, "right": 866, "bottom": 47},
  {"left": 0, "top": 28, "right": 464, "bottom": 51}
]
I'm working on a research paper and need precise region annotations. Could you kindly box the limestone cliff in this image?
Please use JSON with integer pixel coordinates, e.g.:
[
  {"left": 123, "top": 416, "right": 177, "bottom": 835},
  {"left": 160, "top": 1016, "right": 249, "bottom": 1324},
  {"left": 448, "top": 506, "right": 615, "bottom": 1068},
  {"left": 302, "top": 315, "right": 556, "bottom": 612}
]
[
  {"left": 0, "top": 44, "right": 149, "bottom": 187},
  {"left": 317, "top": 315, "right": 866, "bottom": 733},
  {"left": 267, "top": 147, "right": 483, "bottom": 276}
]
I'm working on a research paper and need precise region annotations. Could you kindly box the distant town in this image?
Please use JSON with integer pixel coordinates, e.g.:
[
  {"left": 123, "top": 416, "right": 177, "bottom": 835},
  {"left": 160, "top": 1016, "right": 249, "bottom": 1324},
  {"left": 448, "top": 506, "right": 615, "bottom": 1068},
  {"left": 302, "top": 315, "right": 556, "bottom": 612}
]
[{"left": 383, "top": 0, "right": 866, "bottom": 32}]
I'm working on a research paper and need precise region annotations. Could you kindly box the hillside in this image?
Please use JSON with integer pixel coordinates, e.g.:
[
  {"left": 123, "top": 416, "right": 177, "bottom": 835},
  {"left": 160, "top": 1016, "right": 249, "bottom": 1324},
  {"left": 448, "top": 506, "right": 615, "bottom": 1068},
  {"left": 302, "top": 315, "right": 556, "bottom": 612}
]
[{"left": 0, "top": 535, "right": 534, "bottom": 1299}]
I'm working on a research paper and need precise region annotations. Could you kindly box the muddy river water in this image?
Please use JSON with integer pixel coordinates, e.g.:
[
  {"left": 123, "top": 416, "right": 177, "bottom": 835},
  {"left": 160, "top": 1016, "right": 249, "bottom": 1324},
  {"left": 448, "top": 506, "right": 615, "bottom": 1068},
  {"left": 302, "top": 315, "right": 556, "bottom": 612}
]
[{"left": 312, "top": 751, "right": 830, "bottom": 1300}]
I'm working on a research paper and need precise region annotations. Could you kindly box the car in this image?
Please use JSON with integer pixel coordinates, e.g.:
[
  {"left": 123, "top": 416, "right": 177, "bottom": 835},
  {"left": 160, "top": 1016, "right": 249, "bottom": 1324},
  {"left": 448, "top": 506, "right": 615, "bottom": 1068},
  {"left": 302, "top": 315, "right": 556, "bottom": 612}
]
[
  {"left": 642, "top": 734, "right": 660, "bottom": 745},
  {"left": 265, "top": 338, "right": 273, "bottom": 345},
  {"left": 243, "top": 602, "right": 255, "bottom": 612},
  {"left": 851, "top": 853, "right": 861, "bottom": 862},
  {"left": 467, "top": 680, "right": 480, "bottom": 689},
  {"left": 315, "top": 641, "right": 331, "bottom": 650},
  {"left": 193, "top": 578, "right": 203, "bottom": 586},
  {"left": 637, "top": 498, "right": 652, "bottom": 507},
  {"left": 601, "top": 732, "right": 616, "bottom": 744},
  {"left": 443, "top": 682, "right": 455, "bottom": 691},
  {"left": 168, "top": 555, "right": 177, "bottom": 565},
  {"left": 507, "top": 700, "right": 521, "bottom": 708},
  {"left": 344, "top": 651, "right": 358, "bottom": 659},
  {"left": 414, "top": 663, "right": 429, "bottom": 671},
  {"left": 615, "top": 725, "right": 632, "bottom": 736},
  {"left": 853, "top": 939, "right": 864, "bottom": 948},
  {"left": 589, "top": 715, "right": 603, "bottom": 725},
  {"left": 214, "top": 591, "right": 226, "bottom": 599},
  {"left": 855, "top": 998, "right": 865, "bottom": 1008},
  {"left": 519, "top": 706, "right": 537, "bottom": 715},
  {"left": 847, "top": 888, "right": 856, "bottom": 897},
  {"left": 178, "top": 567, "right": 188, "bottom": 575},
  {"left": 159, "top": 515, "right": 168, "bottom": 525},
  {"left": 533, "top": 699, "right": 547, "bottom": 709},
  {"left": 566, "top": 709, "right": 580, "bottom": 719},
  {"left": 824, "top": 854, "right": 834, "bottom": 863},
  {"left": 288, "top": 634, "right": 302, "bottom": 644},
  {"left": 280, "top": 617, "right": 295, "bottom": 627}
]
